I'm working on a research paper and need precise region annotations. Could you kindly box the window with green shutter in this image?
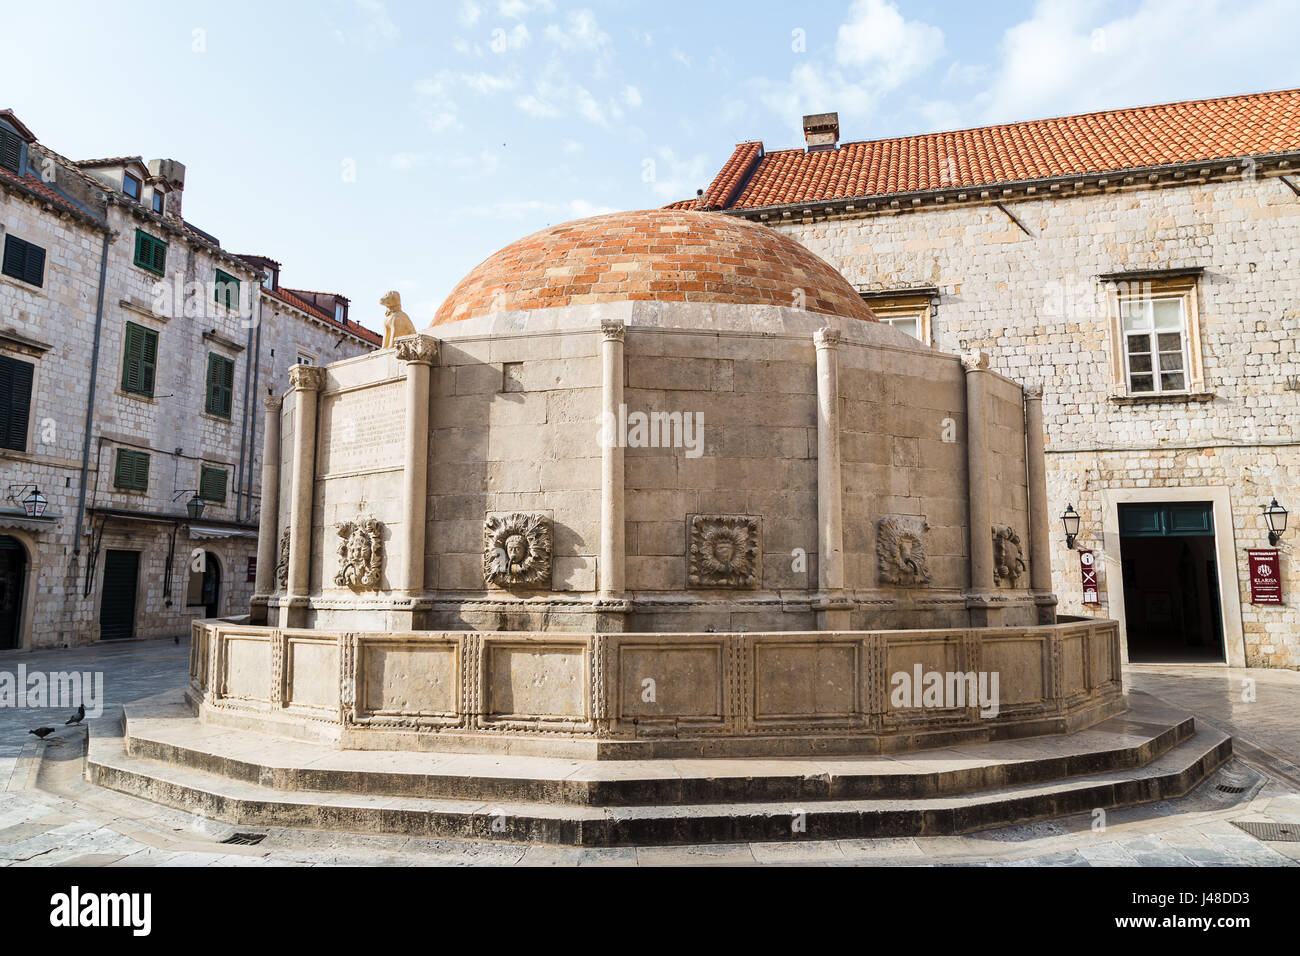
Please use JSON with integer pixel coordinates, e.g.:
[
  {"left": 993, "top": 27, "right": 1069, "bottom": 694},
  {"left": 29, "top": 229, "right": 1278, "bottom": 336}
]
[
  {"left": 113, "top": 449, "right": 150, "bottom": 492},
  {"left": 2, "top": 234, "right": 45, "bottom": 287},
  {"left": 133, "top": 229, "right": 166, "bottom": 275},
  {"left": 0, "top": 355, "right": 34, "bottom": 452},
  {"left": 199, "top": 466, "right": 228, "bottom": 503},
  {"left": 121, "top": 322, "right": 158, "bottom": 397},
  {"left": 205, "top": 353, "right": 234, "bottom": 419},
  {"left": 213, "top": 269, "right": 240, "bottom": 311}
]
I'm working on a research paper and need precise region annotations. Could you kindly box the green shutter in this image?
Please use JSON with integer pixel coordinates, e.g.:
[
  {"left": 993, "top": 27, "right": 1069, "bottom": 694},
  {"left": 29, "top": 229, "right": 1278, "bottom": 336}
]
[
  {"left": 113, "top": 449, "right": 150, "bottom": 491},
  {"left": 134, "top": 230, "right": 166, "bottom": 275},
  {"left": 122, "top": 322, "right": 157, "bottom": 397},
  {"left": 206, "top": 353, "right": 234, "bottom": 418},
  {"left": 0, "top": 355, "right": 34, "bottom": 452},
  {"left": 214, "top": 270, "right": 240, "bottom": 310},
  {"left": 200, "top": 466, "right": 228, "bottom": 503}
]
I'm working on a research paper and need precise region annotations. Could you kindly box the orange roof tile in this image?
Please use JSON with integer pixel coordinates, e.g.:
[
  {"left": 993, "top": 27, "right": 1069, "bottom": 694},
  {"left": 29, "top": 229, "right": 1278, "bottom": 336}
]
[{"left": 679, "top": 88, "right": 1300, "bottom": 211}]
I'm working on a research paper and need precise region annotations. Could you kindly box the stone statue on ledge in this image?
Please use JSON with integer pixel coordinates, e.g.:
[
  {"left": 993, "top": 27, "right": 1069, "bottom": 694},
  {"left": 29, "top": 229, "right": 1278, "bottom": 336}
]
[{"left": 380, "top": 290, "right": 416, "bottom": 348}]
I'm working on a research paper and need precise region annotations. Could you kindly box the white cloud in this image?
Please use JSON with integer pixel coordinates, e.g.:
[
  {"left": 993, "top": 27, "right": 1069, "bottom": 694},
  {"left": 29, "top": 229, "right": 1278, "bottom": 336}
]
[
  {"left": 562, "top": 138, "right": 583, "bottom": 154},
  {"left": 499, "top": 0, "right": 554, "bottom": 18},
  {"left": 461, "top": 71, "right": 516, "bottom": 94},
  {"left": 389, "top": 152, "right": 429, "bottom": 170},
  {"left": 513, "top": 58, "right": 624, "bottom": 127},
  {"left": 671, "top": 48, "right": 692, "bottom": 69},
  {"left": 354, "top": 0, "right": 400, "bottom": 49},
  {"left": 543, "top": 9, "right": 610, "bottom": 51},
  {"left": 622, "top": 85, "right": 643, "bottom": 108},
  {"left": 978, "top": 0, "right": 1300, "bottom": 125},
  {"left": 644, "top": 147, "right": 712, "bottom": 201},
  {"left": 459, "top": 1, "right": 482, "bottom": 27},
  {"left": 466, "top": 197, "right": 614, "bottom": 220}
]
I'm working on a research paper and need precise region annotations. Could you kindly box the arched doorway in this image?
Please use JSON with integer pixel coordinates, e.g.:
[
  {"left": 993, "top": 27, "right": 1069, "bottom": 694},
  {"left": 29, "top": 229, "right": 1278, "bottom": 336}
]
[
  {"left": 0, "top": 536, "right": 26, "bottom": 650},
  {"left": 187, "top": 551, "right": 221, "bottom": 618}
]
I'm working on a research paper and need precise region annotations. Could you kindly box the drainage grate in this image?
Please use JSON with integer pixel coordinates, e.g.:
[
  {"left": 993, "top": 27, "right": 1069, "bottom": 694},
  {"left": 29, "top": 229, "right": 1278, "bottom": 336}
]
[
  {"left": 1232, "top": 821, "right": 1300, "bottom": 842},
  {"left": 220, "top": 832, "right": 267, "bottom": 846},
  {"left": 1216, "top": 784, "right": 1248, "bottom": 794}
]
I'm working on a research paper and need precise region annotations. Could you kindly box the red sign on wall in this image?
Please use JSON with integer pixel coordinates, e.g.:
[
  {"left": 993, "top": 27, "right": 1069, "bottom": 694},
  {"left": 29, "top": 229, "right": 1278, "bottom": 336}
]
[
  {"left": 1248, "top": 549, "right": 1282, "bottom": 605},
  {"left": 1079, "top": 549, "right": 1099, "bottom": 605}
]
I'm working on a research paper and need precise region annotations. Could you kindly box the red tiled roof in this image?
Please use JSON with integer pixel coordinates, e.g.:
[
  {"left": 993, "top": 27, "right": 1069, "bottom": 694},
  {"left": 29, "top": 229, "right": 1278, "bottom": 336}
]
[
  {"left": 264, "top": 285, "right": 382, "bottom": 346},
  {"left": 681, "top": 88, "right": 1300, "bottom": 211},
  {"left": 75, "top": 156, "right": 146, "bottom": 169},
  {"left": 433, "top": 209, "right": 877, "bottom": 326}
]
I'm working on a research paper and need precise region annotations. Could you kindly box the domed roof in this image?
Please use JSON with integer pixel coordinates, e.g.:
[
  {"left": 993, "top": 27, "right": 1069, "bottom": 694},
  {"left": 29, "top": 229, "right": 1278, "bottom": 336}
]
[{"left": 431, "top": 209, "right": 877, "bottom": 326}]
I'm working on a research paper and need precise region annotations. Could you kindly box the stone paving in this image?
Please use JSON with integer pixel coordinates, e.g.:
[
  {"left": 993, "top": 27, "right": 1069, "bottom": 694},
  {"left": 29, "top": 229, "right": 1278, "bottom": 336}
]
[{"left": 0, "top": 639, "right": 1297, "bottom": 866}]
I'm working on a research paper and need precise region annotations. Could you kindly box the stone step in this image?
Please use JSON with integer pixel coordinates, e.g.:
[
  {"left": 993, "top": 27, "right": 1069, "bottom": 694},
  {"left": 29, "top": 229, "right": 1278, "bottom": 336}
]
[
  {"left": 87, "top": 709, "right": 1231, "bottom": 847},
  {"left": 116, "top": 690, "right": 1198, "bottom": 807}
]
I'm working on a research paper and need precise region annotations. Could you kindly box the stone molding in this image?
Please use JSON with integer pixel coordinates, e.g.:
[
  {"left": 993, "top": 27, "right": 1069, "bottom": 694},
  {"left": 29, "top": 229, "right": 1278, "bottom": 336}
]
[
  {"left": 394, "top": 333, "right": 439, "bottom": 365},
  {"left": 288, "top": 364, "right": 326, "bottom": 391}
]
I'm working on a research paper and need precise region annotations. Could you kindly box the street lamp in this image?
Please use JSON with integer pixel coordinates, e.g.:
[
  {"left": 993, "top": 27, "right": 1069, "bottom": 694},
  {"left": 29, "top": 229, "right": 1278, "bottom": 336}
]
[
  {"left": 173, "top": 489, "right": 206, "bottom": 521},
  {"left": 1263, "top": 498, "right": 1288, "bottom": 547},
  {"left": 1060, "top": 504, "right": 1081, "bottom": 550},
  {"left": 6, "top": 484, "right": 47, "bottom": 518}
]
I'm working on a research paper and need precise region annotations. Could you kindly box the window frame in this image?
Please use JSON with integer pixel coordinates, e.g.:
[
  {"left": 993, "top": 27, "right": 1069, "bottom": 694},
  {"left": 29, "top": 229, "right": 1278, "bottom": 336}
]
[
  {"left": 122, "top": 171, "right": 142, "bottom": 202},
  {"left": 0, "top": 354, "right": 35, "bottom": 452},
  {"left": 1106, "top": 273, "right": 1205, "bottom": 399},
  {"left": 198, "top": 465, "right": 228, "bottom": 504},
  {"left": 213, "top": 269, "right": 240, "bottom": 311},
  {"left": 113, "top": 448, "right": 150, "bottom": 492},
  {"left": 1119, "top": 294, "right": 1191, "bottom": 396},
  {"left": 0, "top": 127, "right": 22, "bottom": 175},
  {"left": 151, "top": 190, "right": 165, "bottom": 215},
  {"left": 133, "top": 229, "right": 167, "bottom": 276},
  {"left": 857, "top": 290, "right": 934, "bottom": 346}
]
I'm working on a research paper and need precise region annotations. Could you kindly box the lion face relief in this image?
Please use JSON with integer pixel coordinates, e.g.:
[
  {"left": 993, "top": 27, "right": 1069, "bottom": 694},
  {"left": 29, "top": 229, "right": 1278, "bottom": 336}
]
[
  {"left": 335, "top": 517, "right": 385, "bottom": 591},
  {"left": 876, "top": 515, "right": 932, "bottom": 587},
  {"left": 484, "top": 513, "right": 552, "bottom": 588},
  {"left": 992, "top": 525, "right": 1026, "bottom": 587}
]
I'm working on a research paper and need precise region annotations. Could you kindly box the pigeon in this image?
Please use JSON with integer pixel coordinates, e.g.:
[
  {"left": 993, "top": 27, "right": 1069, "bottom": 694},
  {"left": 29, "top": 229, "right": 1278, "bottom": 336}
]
[
  {"left": 28, "top": 727, "right": 56, "bottom": 739},
  {"left": 66, "top": 704, "right": 85, "bottom": 726}
]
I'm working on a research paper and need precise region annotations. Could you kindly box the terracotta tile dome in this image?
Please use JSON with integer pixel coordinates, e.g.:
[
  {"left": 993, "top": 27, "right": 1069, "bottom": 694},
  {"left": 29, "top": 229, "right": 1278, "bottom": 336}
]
[{"left": 431, "top": 209, "right": 877, "bottom": 326}]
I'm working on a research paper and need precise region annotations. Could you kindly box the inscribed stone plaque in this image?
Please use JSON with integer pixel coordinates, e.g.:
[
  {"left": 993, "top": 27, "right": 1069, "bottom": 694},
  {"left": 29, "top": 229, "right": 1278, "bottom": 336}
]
[{"left": 318, "top": 382, "right": 405, "bottom": 475}]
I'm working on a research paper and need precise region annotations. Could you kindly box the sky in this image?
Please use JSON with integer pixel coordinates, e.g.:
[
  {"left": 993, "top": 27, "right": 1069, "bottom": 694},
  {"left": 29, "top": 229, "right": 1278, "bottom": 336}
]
[{"left": 2, "top": 0, "right": 1298, "bottom": 334}]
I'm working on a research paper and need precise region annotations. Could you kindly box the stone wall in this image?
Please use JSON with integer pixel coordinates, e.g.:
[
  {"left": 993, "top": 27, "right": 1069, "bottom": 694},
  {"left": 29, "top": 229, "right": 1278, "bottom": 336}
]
[{"left": 769, "top": 173, "right": 1300, "bottom": 666}]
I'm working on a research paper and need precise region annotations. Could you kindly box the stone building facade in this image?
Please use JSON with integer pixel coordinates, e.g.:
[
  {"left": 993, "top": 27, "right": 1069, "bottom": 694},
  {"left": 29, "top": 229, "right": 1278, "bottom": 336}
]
[
  {"left": 0, "top": 109, "right": 379, "bottom": 649},
  {"left": 681, "top": 89, "right": 1300, "bottom": 668}
]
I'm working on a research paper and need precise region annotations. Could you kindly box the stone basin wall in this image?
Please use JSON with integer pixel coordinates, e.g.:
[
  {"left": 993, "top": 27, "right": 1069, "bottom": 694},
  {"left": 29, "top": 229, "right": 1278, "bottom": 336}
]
[
  {"left": 251, "top": 302, "right": 1057, "bottom": 635},
  {"left": 189, "top": 616, "right": 1123, "bottom": 758}
]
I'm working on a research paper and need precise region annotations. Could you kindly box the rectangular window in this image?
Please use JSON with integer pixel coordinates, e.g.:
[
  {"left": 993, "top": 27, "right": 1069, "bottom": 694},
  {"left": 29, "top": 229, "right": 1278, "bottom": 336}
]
[
  {"left": 213, "top": 269, "right": 240, "bottom": 310},
  {"left": 205, "top": 353, "right": 235, "bottom": 419},
  {"left": 113, "top": 449, "right": 150, "bottom": 492},
  {"left": 0, "top": 128, "right": 21, "bottom": 174},
  {"left": 151, "top": 190, "right": 165, "bottom": 214},
  {"left": 0, "top": 355, "right": 34, "bottom": 452},
  {"left": 859, "top": 291, "right": 934, "bottom": 345},
  {"left": 122, "top": 172, "right": 141, "bottom": 201},
  {"left": 199, "top": 465, "right": 228, "bottom": 503},
  {"left": 1121, "top": 296, "right": 1188, "bottom": 394},
  {"left": 133, "top": 229, "right": 166, "bottom": 275},
  {"left": 121, "top": 322, "right": 158, "bottom": 397},
  {"left": 334, "top": 303, "right": 345, "bottom": 324},
  {"left": 296, "top": 353, "right": 314, "bottom": 366},
  {"left": 1, "top": 234, "right": 45, "bottom": 287}
]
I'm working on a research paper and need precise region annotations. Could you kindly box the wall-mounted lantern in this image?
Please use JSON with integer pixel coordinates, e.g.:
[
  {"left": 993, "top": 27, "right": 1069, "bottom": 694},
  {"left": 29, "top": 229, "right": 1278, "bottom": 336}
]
[
  {"left": 6, "top": 484, "right": 47, "bottom": 518},
  {"left": 1060, "top": 504, "right": 1081, "bottom": 550},
  {"left": 1263, "top": 498, "right": 1288, "bottom": 547},
  {"left": 173, "top": 489, "right": 206, "bottom": 521}
]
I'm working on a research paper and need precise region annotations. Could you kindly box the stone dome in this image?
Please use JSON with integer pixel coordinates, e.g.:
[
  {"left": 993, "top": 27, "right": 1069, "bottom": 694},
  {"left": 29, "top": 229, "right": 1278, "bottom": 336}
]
[{"left": 431, "top": 209, "right": 878, "bottom": 326}]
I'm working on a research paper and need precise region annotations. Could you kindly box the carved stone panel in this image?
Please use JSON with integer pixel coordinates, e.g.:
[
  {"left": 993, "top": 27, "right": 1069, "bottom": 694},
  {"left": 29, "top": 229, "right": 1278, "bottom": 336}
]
[
  {"left": 688, "top": 515, "right": 759, "bottom": 588},
  {"left": 484, "top": 512, "right": 553, "bottom": 588},
  {"left": 992, "top": 525, "right": 1026, "bottom": 587},
  {"left": 335, "top": 517, "right": 385, "bottom": 591},
  {"left": 275, "top": 529, "right": 290, "bottom": 590},
  {"left": 876, "top": 515, "right": 932, "bottom": 587}
]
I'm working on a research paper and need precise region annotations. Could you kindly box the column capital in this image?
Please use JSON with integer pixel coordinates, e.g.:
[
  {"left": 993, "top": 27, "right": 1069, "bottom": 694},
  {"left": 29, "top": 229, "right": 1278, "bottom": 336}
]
[
  {"left": 813, "top": 326, "right": 842, "bottom": 349},
  {"left": 1022, "top": 384, "right": 1044, "bottom": 400},
  {"left": 264, "top": 394, "right": 283, "bottom": 412},
  {"left": 961, "top": 349, "right": 991, "bottom": 372},
  {"left": 288, "top": 364, "right": 325, "bottom": 391},
  {"left": 395, "top": 333, "right": 439, "bottom": 365},
  {"left": 600, "top": 319, "right": 626, "bottom": 343}
]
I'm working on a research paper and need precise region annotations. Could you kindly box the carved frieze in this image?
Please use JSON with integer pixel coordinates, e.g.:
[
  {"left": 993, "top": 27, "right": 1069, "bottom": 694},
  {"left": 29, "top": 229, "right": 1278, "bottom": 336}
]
[
  {"left": 288, "top": 364, "right": 325, "bottom": 391},
  {"left": 992, "top": 525, "right": 1027, "bottom": 587},
  {"left": 335, "top": 517, "right": 385, "bottom": 591},
  {"left": 276, "top": 529, "right": 290, "bottom": 589},
  {"left": 876, "top": 515, "right": 932, "bottom": 587},
  {"left": 484, "top": 512, "right": 553, "bottom": 588},
  {"left": 688, "top": 515, "right": 759, "bottom": 588}
]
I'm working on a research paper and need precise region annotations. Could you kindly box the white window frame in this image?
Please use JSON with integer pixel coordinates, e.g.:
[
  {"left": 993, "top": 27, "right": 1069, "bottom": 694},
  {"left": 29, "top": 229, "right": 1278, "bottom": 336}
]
[
  {"left": 858, "top": 291, "right": 933, "bottom": 345},
  {"left": 1106, "top": 274, "right": 1205, "bottom": 399}
]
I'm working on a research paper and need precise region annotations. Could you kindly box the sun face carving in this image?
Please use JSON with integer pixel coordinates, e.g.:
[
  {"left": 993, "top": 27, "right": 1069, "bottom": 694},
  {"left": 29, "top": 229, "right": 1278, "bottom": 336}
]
[
  {"left": 484, "top": 512, "right": 552, "bottom": 588},
  {"left": 992, "top": 525, "right": 1026, "bottom": 587},
  {"left": 689, "top": 515, "right": 759, "bottom": 588},
  {"left": 335, "top": 517, "right": 385, "bottom": 591},
  {"left": 877, "top": 515, "right": 932, "bottom": 587}
]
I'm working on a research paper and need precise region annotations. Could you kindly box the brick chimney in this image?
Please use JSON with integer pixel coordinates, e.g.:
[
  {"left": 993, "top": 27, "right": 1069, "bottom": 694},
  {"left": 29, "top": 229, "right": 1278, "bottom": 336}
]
[
  {"left": 148, "top": 158, "right": 185, "bottom": 221},
  {"left": 802, "top": 112, "right": 840, "bottom": 152}
]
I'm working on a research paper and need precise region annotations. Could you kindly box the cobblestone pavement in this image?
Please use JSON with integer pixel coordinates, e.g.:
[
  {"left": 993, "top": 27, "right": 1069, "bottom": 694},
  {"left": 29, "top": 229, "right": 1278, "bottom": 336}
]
[{"left": 0, "top": 640, "right": 1297, "bottom": 866}]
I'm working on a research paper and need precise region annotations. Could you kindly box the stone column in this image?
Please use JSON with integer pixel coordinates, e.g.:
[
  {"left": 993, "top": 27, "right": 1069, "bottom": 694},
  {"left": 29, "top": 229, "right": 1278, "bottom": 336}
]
[
  {"left": 1023, "top": 385, "right": 1057, "bottom": 625},
  {"left": 395, "top": 335, "right": 438, "bottom": 615},
  {"left": 250, "top": 394, "right": 282, "bottom": 625},
  {"left": 280, "top": 364, "right": 324, "bottom": 629},
  {"left": 962, "top": 350, "right": 998, "bottom": 627},
  {"left": 814, "top": 327, "right": 851, "bottom": 630},
  {"left": 596, "top": 320, "right": 628, "bottom": 630}
]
